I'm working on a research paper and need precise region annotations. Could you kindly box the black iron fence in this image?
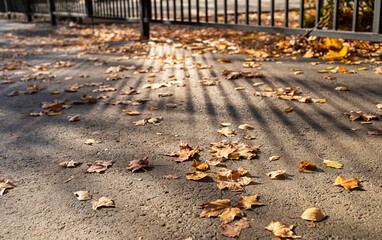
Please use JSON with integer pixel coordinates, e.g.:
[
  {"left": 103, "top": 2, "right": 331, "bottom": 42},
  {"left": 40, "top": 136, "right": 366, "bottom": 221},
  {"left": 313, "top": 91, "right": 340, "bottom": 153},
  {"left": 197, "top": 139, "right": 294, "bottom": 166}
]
[{"left": 0, "top": 0, "right": 381, "bottom": 42}]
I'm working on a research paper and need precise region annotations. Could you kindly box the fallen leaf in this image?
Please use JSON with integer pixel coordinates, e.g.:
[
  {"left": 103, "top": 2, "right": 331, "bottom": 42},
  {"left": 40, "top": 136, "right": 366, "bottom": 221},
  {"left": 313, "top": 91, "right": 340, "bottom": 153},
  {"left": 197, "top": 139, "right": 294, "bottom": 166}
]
[
  {"left": 221, "top": 219, "right": 250, "bottom": 237},
  {"left": 68, "top": 115, "right": 80, "bottom": 122},
  {"left": 236, "top": 195, "right": 264, "bottom": 209},
  {"left": 120, "top": 87, "right": 139, "bottom": 95},
  {"left": 238, "top": 124, "right": 254, "bottom": 130},
  {"left": 266, "top": 170, "right": 286, "bottom": 180},
  {"left": 335, "top": 86, "right": 351, "bottom": 91},
  {"left": 166, "top": 103, "right": 177, "bottom": 108},
  {"left": 162, "top": 174, "right": 179, "bottom": 179},
  {"left": 165, "top": 143, "right": 200, "bottom": 162},
  {"left": 265, "top": 220, "right": 301, "bottom": 239},
  {"left": 377, "top": 103, "right": 382, "bottom": 109},
  {"left": 219, "top": 122, "right": 232, "bottom": 127},
  {"left": 323, "top": 159, "right": 343, "bottom": 169},
  {"left": 285, "top": 107, "right": 294, "bottom": 112},
  {"left": 210, "top": 141, "right": 260, "bottom": 160},
  {"left": 373, "top": 67, "right": 382, "bottom": 74},
  {"left": 85, "top": 160, "right": 113, "bottom": 173},
  {"left": 301, "top": 207, "right": 326, "bottom": 222},
  {"left": 235, "top": 87, "right": 245, "bottom": 91},
  {"left": 213, "top": 167, "right": 254, "bottom": 191},
  {"left": 58, "top": 160, "right": 82, "bottom": 168},
  {"left": 122, "top": 110, "right": 141, "bottom": 115},
  {"left": 324, "top": 76, "right": 336, "bottom": 80},
  {"left": 338, "top": 65, "right": 347, "bottom": 73},
  {"left": 217, "top": 128, "right": 236, "bottom": 137},
  {"left": 242, "top": 134, "right": 255, "bottom": 140},
  {"left": 127, "top": 157, "right": 151, "bottom": 172},
  {"left": 252, "top": 82, "right": 264, "bottom": 87},
  {"left": 298, "top": 161, "right": 316, "bottom": 172},
  {"left": 158, "top": 93, "right": 173, "bottom": 97},
  {"left": 368, "top": 130, "right": 382, "bottom": 136},
  {"left": 334, "top": 176, "right": 361, "bottom": 191},
  {"left": 321, "top": 47, "right": 348, "bottom": 60},
  {"left": 199, "top": 199, "right": 244, "bottom": 224},
  {"left": 73, "top": 191, "right": 92, "bottom": 201},
  {"left": 204, "top": 158, "right": 224, "bottom": 166},
  {"left": 186, "top": 171, "right": 209, "bottom": 181},
  {"left": 83, "top": 139, "right": 98, "bottom": 145},
  {"left": 269, "top": 156, "right": 280, "bottom": 161},
  {"left": 0, "top": 179, "right": 16, "bottom": 195},
  {"left": 191, "top": 160, "right": 209, "bottom": 171},
  {"left": 92, "top": 197, "right": 115, "bottom": 210}
]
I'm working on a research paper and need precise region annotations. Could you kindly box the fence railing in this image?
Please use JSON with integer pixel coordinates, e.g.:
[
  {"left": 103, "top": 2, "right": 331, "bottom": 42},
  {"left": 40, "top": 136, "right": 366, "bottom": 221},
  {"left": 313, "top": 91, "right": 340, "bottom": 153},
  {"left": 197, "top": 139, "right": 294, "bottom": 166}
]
[{"left": 0, "top": 0, "right": 381, "bottom": 42}]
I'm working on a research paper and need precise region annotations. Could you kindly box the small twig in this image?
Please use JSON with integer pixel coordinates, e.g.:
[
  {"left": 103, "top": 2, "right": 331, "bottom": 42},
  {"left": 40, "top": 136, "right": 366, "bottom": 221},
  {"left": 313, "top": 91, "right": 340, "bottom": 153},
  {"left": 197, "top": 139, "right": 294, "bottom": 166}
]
[
  {"left": 324, "top": 185, "right": 334, "bottom": 191},
  {"left": 316, "top": 150, "right": 324, "bottom": 160}
]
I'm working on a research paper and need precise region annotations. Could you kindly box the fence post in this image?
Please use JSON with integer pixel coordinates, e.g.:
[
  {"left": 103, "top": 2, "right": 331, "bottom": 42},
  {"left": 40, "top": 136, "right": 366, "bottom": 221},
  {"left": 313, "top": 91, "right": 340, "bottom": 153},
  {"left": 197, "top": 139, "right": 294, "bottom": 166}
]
[
  {"left": 48, "top": 0, "right": 56, "bottom": 26},
  {"left": 139, "top": 0, "right": 151, "bottom": 39},
  {"left": 4, "top": 0, "right": 11, "bottom": 19},
  {"left": 25, "top": 0, "right": 32, "bottom": 22},
  {"left": 373, "top": 0, "right": 382, "bottom": 34},
  {"left": 84, "top": 0, "right": 93, "bottom": 17}
]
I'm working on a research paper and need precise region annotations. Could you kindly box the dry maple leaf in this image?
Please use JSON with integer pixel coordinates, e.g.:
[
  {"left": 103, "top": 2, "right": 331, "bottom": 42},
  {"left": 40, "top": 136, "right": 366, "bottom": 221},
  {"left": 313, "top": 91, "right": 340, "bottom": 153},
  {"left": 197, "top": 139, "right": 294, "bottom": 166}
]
[
  {"left": 165, "top": 143, "right": 200, "bottom": 162},
  {"left": 298, "top": 160, "right": 316, "bottom": 172},
  {"left": 92, "top": 197, "right": 115, "bottom": 210},
  {"left": 265, "top": 220, "right": 301, "bottom": 239},
  {"left": 333, "top": 176, "right": 361, "bottom": 191},
  {"left": 217, "top": 177, "right": 253, "bottom": 192},
  {"left": 0, "top": 179, "right": 16, "bottom": 195},
  {"left": 323, "top": 159, "right": 343, "bottom": 169},
  {"left": 221, "top": 219, "right": 250, "bottom": 237},
  {"left": 300, "top": 207, "right": 326, "bottom": 222},
  {"left": 120, "top": 87, "right": 139, "bottom": 95},
  {"left": 73, "top": 191, "right": 92, "bottom": 201},
  {"left": 85, "top": 160, "right": 113, "bottom": 173},
  {"left": 236, "top": 195, "right": 264, "bottom": 209},
  {"left": 217, "top": 128, "right": 236, "bottom": 137},
  {"left": 58, "top": 160, "right": 82, "bottom": 168},
  {"left": 186, "top": 171, "right": 209, "bottom": 181},
  {"left": 126, "top": 157, "right": 151, "bottom": 172},
  {"left": 199, "top": 199, "right": 244, "bottom": 224},
  {"left": 204, "top": 158, "right": 224, "bottom": 166}
]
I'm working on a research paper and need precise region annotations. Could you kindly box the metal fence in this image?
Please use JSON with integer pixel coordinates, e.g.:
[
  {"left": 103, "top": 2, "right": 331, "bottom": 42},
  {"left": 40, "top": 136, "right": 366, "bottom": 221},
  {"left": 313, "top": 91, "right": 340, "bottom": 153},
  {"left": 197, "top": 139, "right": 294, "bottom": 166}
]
[{"left": 0, "top": 0, "right": 381, "bottom": 42}]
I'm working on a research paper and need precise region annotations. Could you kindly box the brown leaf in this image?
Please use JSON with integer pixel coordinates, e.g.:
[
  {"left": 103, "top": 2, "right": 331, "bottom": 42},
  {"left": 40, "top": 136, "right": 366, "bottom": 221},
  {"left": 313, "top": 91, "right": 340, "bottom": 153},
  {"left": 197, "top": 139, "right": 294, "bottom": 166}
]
[
  {"left": 300, "top": 207, "right": 326, "bottom": 222},
  {"left": 217, "top": 128, "right": 236, "bottom": 137},
  {"left": 122, "top": 110, "right": 141, "bottom": 115},
  {"left": 85, "top": 160, "right": 113, "bottom": 173},
  {"left": 73, "top": 191, "right": 92, "bottom": 201},
  {"left": 120, "top": 86, "right": 139, "bottom": 95},
  {"left": 92, "top": 197, "right": 115, "bottom": 210},
  {"left": 217, "top": 176, "right": 254, "bottom": 192},
  {"left": 242, "top": 134, "right": 256, "bottom": 140},
  {"left": 266, "top": 170, "right": 286, "bottom": 180},
  {"left": 265, "top": 220, "right": 301, "bottom": 239},
  {"left": 191, "top": 160, "right": 209, "bottom": 171},
  {"left": 68, "top": 115, "right": 80, "bottom": 122},
  {"left": 162, "top": 174, "right": 179, "bottom": 179},
  {"left": 298, "top": 160, "right": 316, "bottom": 172},
  {"left": 221, "top": 219, "right": 250, "bottom": 237},
  {"left": 334, "top": 176, "right": 361, "bottom": 191},
  {"left": 199, "top": 199, "right": 244, "bottom": 224},
  {"left": 158, "top": 93, "right": 173, "bottom": 97},
  {"left": 0, "top": 179, "right": 16, "bottom": 195},
  {"left": 58, "top": 160, "right": 82, "bottom": 168},
  {"left": 204, "top": 158, "right": 224, "bottom": 166},
  {"left": 126, "top": 157, "right": 150, "bottom": 172},
  {"left": 236, "top": 195, "right": 264, "bottom": 209},
  {"left": 186, "top": 171, "right": 209, "bottom": 181},
  {"left": 165, "top": 143, "right": 200, "bottom": 162}
]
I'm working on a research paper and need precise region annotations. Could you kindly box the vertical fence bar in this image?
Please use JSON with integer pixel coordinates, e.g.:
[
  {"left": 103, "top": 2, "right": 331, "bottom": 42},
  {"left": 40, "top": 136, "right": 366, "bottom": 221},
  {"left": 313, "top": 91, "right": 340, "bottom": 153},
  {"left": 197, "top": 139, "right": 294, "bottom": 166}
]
[
  {"left": 127, "top": 0, "right": 131, "bottom": 17},
  {"left": 205, "top": 0, "right": 208, "bottom": 22},
  {"left": 315, "top": 0, "right": 322, "bottom": 27},
  {"left": 257, "top": 0, "right": 261, "bottom": 25},
  {"left": 188, "top": 0, "right": 191, "bottom": 21},
  {"left": 48, "top": 0, "right": 56, "bottom": 25},
  {"left": 25, "top": 0, "right": 32, "bottom": 22},
  {"left": 123, "top": 0, "right": 127, "bottom": 18},
  {"left": 3, "top": 0, "right": 10, "bottom": 19},
  {"left": 140, "top": 0, "right": 150, "bottom": 38},
  {"left": 285, "top": 0, "right": 289, "bottom": 27},
  {"left": 132, "top": 0, "right": 135, "bottom": 17},
  {"left": 173, "top": 0, "right": 176, "bottom": 20},
  {"left": 245, "top": 0, "right": 249, "bottom": 24},
  {"left": 214, "top": 0, "right": 217, "bottom": 22},
  {"left": 85, "top": 0, "right": 93, "bottom": 17},
  {"left": 196, "top": 0, "right": 199, "bottom": 22},
  {"left": 352, "top": 0, "right": 359, "bottom": 31},
  {"left": 373, "top": 0, "right": 382, "bottom": 34},
  {"left": 160, "top": 0, "right": 163, "bottom": 20},
  {"left": 299, "top": 0, "right": 304, "bottom": 28},
  {"left": 180, "top": 0, "right": 183, "bottom": 21},
  {"left": 154, "top": 0, "right": 157, "bottom": 19},
  {"left": 166, "top": 0, "right": 169, "bottom": 19},
  {"left": 234, "top": 0, "right": 238, "bottom": 24},
  {"left": 332, "top": 0, "right": 338, "bottom": 30},
  {"left": 270, "top": 0, "right": 274, "bottom": 26},
  {"left": 137, "top": 0, "right": 140, "bottom": 18},
  {"left": 224, "top": 0, "right": 227, "bottom": 23}
]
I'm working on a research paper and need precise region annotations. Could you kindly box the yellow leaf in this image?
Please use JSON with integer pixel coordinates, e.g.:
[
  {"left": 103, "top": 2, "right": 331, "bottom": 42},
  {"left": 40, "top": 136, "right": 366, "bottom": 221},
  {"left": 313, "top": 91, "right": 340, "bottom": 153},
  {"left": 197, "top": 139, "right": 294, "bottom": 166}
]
[
  {"left": 236, "top": 195, "right": 264, "bottom": 209},
  {"left": 301, "top": 207, "right": 326, "bottom": 221},
  {"left": 317, "top": 70, "right": 327, "bottom": 73},
  {"left": 47, "top": 112, "right": 63, "bottom": 116},
  {"left": 122, "top": 110, "right": 141, "bottom": 115},
  {"left": 186, "top": 171, "right": 208, "bottom": 181},
  {"left": 357, "top": 67, "right": 367, "bottom": 71},
  {"left": 238, "top": 124, "right": 254, "bottom": 130},
  {"left": 325, "top": 37, "right": 343, "bottom": 49},
  {"left": 50, "top": 91, "right": 60, "bottom": 94},
  {"left": 219, "top": 122, "right": 232, "bottom": 127},
  {"left": 269, "top": 156, "right": 280, "bottom": 161},
  {"left": 335, "top": 86, "right": 351, "bottom": 91},
  {"left": 199, "top": 199, "right": 244, "bottom": 224},
  {"left": 321, "top": 47, "right": 348, "bottom": 60},
  {"left": 235, "top": 87, "right": 245, "bottom": 91},
  {"left": 285, "top": 107, "right": 293, "bottom": 112},
  {"left": 334, "top": 176, "right": 361, "bottom": 191},
  {"left": 191, "top": 160, "right": 209, "bottom": 171},
  {"left": 323, "top": 159, "right": 343, "bottom": 169}
]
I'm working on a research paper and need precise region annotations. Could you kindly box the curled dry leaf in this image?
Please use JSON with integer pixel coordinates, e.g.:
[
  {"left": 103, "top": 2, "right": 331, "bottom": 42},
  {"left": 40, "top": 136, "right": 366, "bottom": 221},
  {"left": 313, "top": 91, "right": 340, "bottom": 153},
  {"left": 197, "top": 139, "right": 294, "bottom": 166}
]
[
  {"left": 127, "top": 157, "right": 151, "bottom": 172},
  {"left": 58, "top": 160, "right": 82, "bottom": 168},
  {"left": 269, "top": 156, "right": 280, "bottom": 161},
  {"left": 238, "top": 124, "right": 254, "bottom": 130},
  {"left": 83, "top": 139, "right": 98, "bottom": 145},
  {"left": 86, "top": 160, "right": 113, "bottom": 173},
  {"left": 300, "top": 207, "right": 326, "bottom": 222},
  {"left": 165, "top": 143, "right": 200, "bottom": 162},
  {"left": 191, "top": 160, "right": 209, "bottom": 171},
  {"left": 298, "top": 161, "right": 316, "bottom": 172},
  {"left": 158, "top": 93, "right": 173, "bottom": 97},
  {"left": 377, "top": 103, "right": 382, "bottom": 109},
  {"left": 73, "top": 191, "right": 92, "bottom": 201},
  {"left": 323, "top": 159, "right": 343, "bottom": 169},
  {"left": 210, "top": 141, "right": 260, "bottom": 160},
  {"left": 92, "top": 197, "right": 115, "bottom": 210},
  {"left": 186, "top": 171, "right": 209, "bottom": 181},
  {"left": 266, "top": 170, "right": 286, "bottom": 180},
  {"left": 122, "top": 110, "right": 141, "bottom": 115},
  {"left": 334, "top": 176, "right": 361, "bottom": 191},
  {"left": 68, "top": 115, "right": 80, "bottom": 122},
  {"left": 221, "top": 219, "right": 250, "bottom": 237},
  {"left": 217, "top": 128, "right": 236, "bottom": 137},
  {"left": 219, "top": 122, "right": 232, "bottom": 127},
  {"left": 134, "top": 117, "right": 162, "bottom": 126},
  {"left": 242, "top": 134, "right": 255, "bottom": 140},
  {"left": 204, "top": 158, "right": 224, "bottom": 166},
  {"left": 335, "top": 86, "right": 351, "bottom": 91},
  {"left": 236, "top": 195, "right": 264, "bottom": 209},
  {"left": 213, "top": 167, "right": 254, "bottom": 192},
  {"left": 265, "top": 220, "right": 301, "bottom": 239},
  {"left": 166, "top": 103, "right": 177, "bottom": 108},
  {"left": 368, "top": 130, "right": 382, "bottom": 136},
  {"left": 0, "top": 179, "right": 16, "bottom": 195},
  {"left": 199, "top": 199, "right": 244, "bottom": 224},
  {"left": 162, "top": 174, "right": 179, "bottom": 179}
]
